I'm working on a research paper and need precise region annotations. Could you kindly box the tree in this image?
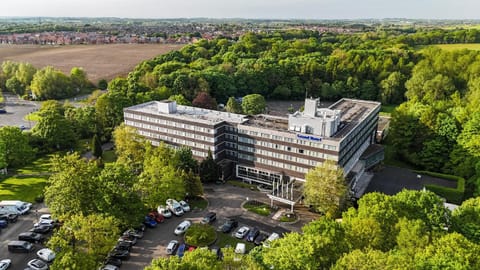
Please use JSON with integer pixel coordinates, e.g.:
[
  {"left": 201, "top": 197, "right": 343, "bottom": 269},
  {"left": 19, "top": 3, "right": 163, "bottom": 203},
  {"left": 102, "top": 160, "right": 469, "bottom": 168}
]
[
  {"left": 199, "top": 150, "right": 220, "bottom": 183},
  {"left": 97, "top": 79, "right": 108, "bottom": 90},
  {"left": 241, "top": 94, "right": 266, "bottom": 115},
  {"left": 380, "top": 71, "right": 405, "bottom": 104},
  {"left": 173, "top": 147, "right": 198, "bottom": 173},
  {"left": 91, "top": 134, "right": 103, "bottom": 159},
  {"left": 113, "top": 124, "right": 147, "bottom": 173},
  {"left": 45, "top": 153, "right": 101, "bottom": 217},
  {"left": 32, "top": 109, "right": 77, "bottom": 150},
  {"left": 192, "top": 91, "right": 217, "bottom": 109},
  {"left": 451, "top": 197, "right": 480, "bottom": 244},
  {"left": 0, "top": 126, "right": 35, "bottom": 168},
  {"left": 70, "top": 67, "right": 90, "bottom": 92},
  {"left": 30, "top": 66, "right": 73, "bottom": 100},
  {"left": 95, "top": 91, "right": 132, "bottom": 139},
  {"left": 168, "top": 94, "right": 191, "bottom": 105},
  {"left": 48, "top": 214, "right": 119, "bottom": 270},
  {"left": 304, "top": 160, "right": 348, "bottom": 217},
  {"left": 225, "top": 96, "right": 243, "bottom": 113}
]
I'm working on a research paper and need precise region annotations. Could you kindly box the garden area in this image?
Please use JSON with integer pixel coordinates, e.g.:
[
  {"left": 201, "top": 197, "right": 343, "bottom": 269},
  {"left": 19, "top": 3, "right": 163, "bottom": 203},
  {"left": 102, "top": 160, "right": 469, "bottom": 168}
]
[{"left": 185, "top": 223, "right": 217, "bottom": 247}]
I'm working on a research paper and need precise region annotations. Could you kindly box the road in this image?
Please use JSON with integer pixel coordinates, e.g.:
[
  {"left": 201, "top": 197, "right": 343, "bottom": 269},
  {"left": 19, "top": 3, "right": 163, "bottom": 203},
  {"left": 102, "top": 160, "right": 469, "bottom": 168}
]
[
  {"left": 0, "top": 93, "right": 37, "bottom": 130},
  {"left": 0, "top": 205, "right": 50, "bottom": 270}
]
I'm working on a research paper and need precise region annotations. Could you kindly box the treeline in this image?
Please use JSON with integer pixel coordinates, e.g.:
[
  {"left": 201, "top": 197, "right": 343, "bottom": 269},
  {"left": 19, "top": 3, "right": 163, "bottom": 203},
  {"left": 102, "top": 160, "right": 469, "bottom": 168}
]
[
  {"left": 0, "top": 61, "right": 96, "bottom": 100},
  {"left": 389, "top": 48, "right": 480, "bottom": 197},
  {"left": 145, "top": 191, "right": 480, "bottom": 270}
]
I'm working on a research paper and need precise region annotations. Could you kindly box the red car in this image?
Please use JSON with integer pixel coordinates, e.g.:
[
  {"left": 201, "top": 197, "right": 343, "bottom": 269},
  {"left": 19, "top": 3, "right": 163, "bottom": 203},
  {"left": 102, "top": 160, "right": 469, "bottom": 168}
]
[{"left": 148, "top": 211, "right": 165, "bottom": 223}]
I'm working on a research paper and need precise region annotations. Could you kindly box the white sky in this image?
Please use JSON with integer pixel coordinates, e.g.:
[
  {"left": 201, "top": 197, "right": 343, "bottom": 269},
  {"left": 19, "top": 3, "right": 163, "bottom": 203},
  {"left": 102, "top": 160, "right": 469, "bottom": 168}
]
[{"left": 1, "top": 0, "right": 479, "bottom": 19}]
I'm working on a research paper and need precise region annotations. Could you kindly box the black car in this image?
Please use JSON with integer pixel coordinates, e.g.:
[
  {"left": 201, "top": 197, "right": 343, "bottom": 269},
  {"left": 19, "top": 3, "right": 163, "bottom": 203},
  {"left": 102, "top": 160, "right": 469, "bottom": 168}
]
[
  {"left": 115, "top": 241, "right": 132, "bottom": 251},
  {"left": 0, "top": 213, "right": 18, "bottom": 223},
  {"left": 246, "top": 227, "right": 260, "bottom": 242},
  {"left": 30, "top": 225, "right": 51, "bottom": 234},
  {"left": 104, "top": 256, "right": 122, "bottom": 267},
  {"left": 109, "top": 248, "right": 130, "bottom": 260},
  {"left": 221, "top": 219, "right": 238, "bottom": 233},
  {"left": 18, "top": 232, "right": 45, "bottom": 243},
  {"left": 201, "top": 212, "right": 217, "bottom": 224},
  {"left": 254, "top": 233, "right": 268, "bottom": 245},
  {"left": 118, "top": 234, "right": 137, "bottom": 246},
  {"left": 0, "top": 109, "right": 6, "bottom": 114}
]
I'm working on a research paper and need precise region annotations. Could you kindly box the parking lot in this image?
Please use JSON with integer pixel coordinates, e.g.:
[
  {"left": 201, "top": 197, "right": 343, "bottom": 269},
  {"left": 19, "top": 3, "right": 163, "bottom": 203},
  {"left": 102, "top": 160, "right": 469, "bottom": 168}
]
[
  {"left": 0, "top": 205, "right": 53, "bottom": 270},
  {"left": 121, "top": 184, "right": 293, "bottom": 270}
]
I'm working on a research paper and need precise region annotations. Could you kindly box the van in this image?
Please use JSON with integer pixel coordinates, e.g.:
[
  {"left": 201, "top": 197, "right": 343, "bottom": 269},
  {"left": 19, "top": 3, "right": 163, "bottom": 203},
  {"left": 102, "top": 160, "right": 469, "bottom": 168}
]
[
  {"left": 8, "top": 240, "right": 34, "bottom": 253},
  {"left": 0, "top": 200, "right": 32, "bottom": 215},
  {"left": 263, "top": 233, "right": 280, "bottom": 247}
]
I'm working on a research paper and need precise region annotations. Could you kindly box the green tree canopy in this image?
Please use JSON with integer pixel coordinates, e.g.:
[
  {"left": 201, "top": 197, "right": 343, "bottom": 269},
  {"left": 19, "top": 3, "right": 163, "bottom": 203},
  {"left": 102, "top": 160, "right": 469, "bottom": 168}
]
[{"left": 241, "top": 94, "right": 266, "bottom": 115}]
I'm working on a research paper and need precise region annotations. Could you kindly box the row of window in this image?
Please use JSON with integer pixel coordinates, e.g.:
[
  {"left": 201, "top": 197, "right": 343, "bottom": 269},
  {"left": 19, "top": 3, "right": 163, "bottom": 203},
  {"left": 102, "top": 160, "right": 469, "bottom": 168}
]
[
  {"left": 237, "top": 129, "right": 337, "bottom": 150},
  {"left": 125, "top": 114, "right": 214, "bottom": 134},
  {"left": 256, "top": 158, "right": 311, "bottom": 173},
  {"left": 126, "top": 120, "right": 215, "bottom": 143},
  {"left": 137, "top": 130, "right": 214, "bottom": 151}
]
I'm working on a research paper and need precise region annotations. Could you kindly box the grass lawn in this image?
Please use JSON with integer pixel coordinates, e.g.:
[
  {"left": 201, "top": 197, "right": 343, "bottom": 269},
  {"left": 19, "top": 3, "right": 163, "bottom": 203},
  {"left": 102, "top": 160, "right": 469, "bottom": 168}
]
[
  {"left": 215, "top": 232, "right": 255, "bottom": 251},
  {"left": 102, "top": 150, "right": 117, "bottom": 163},
  {"left": 435, "top": 43, "right": 480, "bottom": 51},
  {"left": 14, "top": 154, "right": 54, "bottom": 175},
  {"left": 243, "top": 201, "right": 272, "bottom": 216},
  {"left": 0, "top": 174, "right": 48, "bottom": 202},
  {"left": 227, "top": 180, "right": 258, "bottom": 190},
  {"left": 188, "top": 196, "right": 208, "bottom": 210}
]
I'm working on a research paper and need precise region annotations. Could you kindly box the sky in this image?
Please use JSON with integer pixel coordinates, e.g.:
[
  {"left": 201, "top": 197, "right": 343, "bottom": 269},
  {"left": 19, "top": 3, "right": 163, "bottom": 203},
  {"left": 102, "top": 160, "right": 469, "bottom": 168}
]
[{"left": 2, "top": 0, "right": 479, "bottom": 20}]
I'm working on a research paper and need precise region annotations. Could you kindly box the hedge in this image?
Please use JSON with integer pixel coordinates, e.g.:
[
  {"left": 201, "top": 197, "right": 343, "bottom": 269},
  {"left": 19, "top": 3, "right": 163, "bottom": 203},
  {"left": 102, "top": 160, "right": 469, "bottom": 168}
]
[{"left": 415, "top": 170, "right": 465, "bottom": 204}]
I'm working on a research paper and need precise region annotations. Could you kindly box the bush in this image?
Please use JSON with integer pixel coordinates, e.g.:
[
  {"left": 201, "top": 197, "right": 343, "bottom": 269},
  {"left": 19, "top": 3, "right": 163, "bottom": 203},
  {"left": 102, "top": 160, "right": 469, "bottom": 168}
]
[
  {"left": 416, "top": 170, "right": 465, "bottom": 204},
  {"left": 34, "top": 195, "right": 44, "bottom": 203},
  {"left": 185, "top": 223, "right": 216, "bottom": 247}
]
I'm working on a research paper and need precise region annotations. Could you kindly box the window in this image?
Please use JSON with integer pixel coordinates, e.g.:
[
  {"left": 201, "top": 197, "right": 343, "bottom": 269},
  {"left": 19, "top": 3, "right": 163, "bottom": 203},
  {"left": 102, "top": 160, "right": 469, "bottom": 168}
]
[{"left": 298, "top": 149, "right": 304, "bottom": 154}]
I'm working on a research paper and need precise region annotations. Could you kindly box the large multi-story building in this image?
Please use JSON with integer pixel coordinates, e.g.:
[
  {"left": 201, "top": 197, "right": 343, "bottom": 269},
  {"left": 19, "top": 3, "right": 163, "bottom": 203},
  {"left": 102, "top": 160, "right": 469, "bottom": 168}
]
[{"left": 124, "top": 97, "right": 383, "bottom": 208}]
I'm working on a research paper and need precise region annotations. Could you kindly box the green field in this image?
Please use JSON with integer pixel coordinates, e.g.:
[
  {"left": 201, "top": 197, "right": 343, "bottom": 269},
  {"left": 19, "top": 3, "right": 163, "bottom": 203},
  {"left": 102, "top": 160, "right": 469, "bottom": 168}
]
[
  {"left": 0, "top": 154, "right": 54, "bottom": 203},
  {"left": 434, "top": 43, "right": 480, "bottom": 51}
]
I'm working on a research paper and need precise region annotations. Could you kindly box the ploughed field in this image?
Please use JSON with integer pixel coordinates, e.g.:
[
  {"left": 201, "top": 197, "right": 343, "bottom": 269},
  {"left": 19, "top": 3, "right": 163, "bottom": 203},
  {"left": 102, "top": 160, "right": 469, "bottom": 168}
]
[{"left": 0, "top": 44, "right": 183, "bottom": 82}]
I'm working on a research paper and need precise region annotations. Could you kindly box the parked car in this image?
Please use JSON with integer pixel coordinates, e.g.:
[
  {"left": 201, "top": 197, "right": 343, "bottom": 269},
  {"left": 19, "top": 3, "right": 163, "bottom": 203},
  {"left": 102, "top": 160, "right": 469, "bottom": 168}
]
[
  {"left": 254, "top": 233, "right": 268, "bottom": 246},
  {"left": 123, "top": 229, "right": 144, "bottom": 239},
  {"left": 235, "top": 243, "right": 246, "bottom": 254},
  {"left": 39, "top": 214, "right": 51, "bottom": 221},
  {"left": 118, "top": 234, "right": 137, "bottom": 246},
  {"left": 0, "top": 259, "right": 11, "bottom": 270},
  {"left": 18, "top": 232, "right": 45, "bottom": 243},
  {"left": 201, "top": 212, "right": 216, "bottom": 224},
  {"left": 134, "top": 223, "right": 146, "bottom": 232},
  {"left": 0, "top": 213, "right": 18, "bottom": 223},
  {"left": 263, "top": 233, "right": 280, "bottom": 247},
  {"left": 30, "top": 225, "right": 51, "bottom": 234},
  {"left": 27, "top": 259, "right": 48, "bottom": 270},
  {"left": 148, "top": 210, "right": 165, "bottom": 223},
  {"left": 0, "top": 109, "right": 6, "bottom": 114},
  {"left": 234, "top": 226, "right": 250, "bottom": 239},
  {"left": 7, "top": 240, "right": 33, "bottom": 253},
  {"left": 34, "top": 219, "right": 56, "bottom": 229},
  {"left": 176, "top": 243, "right": 186, "bottom": 258},
  {"left": 179, "top": 200, "right": 190, "bottom": 212},
  {"left": 246, "top": 227, "right": 260, "bottom": 242},
  {"left": 157, "top": 206, "right": 172, "bottom": 218},
  {"left": 143, "top": 216, "right": 157, "bottom": 228},
  {"left": 220, "top": 219, "right": 238, "bottom": 233},
  {"left": 104, "top": 256, "right": 122, "bottom": 267},
  {"left": 100, "top": 265, "right": 119, "bottom": 270},
  {"left": 108, "top": 248, "right": 130, "bottom": 260},
  {"left": 174, "top": 220, "right": 191, "bottom": 235},
  {"left": 114, "top": 241, "right": 132, "bottom": 252},
  {"left": 37, "top": 248, "right": 56, "bottom": 263},
  {"left": 166, "top": 240, "right": 179, "bottom": 255},
  {"left": 0, "top": 220, "right": 7, "bottom": 228},
  {"left": 210, "top": 246, "right": 222, "bottom": 260}
]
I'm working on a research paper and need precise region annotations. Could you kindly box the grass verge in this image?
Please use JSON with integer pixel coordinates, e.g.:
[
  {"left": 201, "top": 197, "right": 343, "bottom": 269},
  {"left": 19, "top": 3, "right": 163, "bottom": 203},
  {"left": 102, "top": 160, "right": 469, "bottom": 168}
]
[
  {"left": 416, "top": 170, "right": 465, "bottom": 204},
  {"left": 244, "top": 200, "right": 272, "bottom": 216},
  {"left": 0, "top": 174, "right": 48, "bottom": 202},
  {"left": 227, "top": 180, "right": 258, "bottom": 190}
]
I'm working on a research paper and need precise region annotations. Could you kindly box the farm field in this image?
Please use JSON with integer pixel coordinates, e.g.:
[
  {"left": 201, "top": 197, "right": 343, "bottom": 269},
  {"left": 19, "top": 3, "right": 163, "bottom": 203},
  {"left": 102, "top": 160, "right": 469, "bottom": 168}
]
[
  {"left": 434, "top": 43, "right": 480, "bottom": 51},
  {"left": 0, "top": 43, "right": 183, "bottom": 82}
]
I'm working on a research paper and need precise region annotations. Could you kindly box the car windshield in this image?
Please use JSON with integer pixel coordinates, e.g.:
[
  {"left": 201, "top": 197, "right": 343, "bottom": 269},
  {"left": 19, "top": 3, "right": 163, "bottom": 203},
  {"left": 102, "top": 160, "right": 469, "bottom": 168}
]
[{"left": 175, "top": 207, "right": 182, "bottom": 212}]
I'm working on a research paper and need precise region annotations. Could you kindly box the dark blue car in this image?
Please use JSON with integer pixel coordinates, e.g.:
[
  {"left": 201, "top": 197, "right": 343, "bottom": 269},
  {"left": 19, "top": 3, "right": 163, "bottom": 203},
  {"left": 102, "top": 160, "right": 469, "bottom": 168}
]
[
  {"left": 246, "top": 227, "right": 260, "bottom": 242},
  {"left": 0, "top": 220, "right": 8, "bottom": 228},
  {"left": 177, "top": 243, "right": 186, "bottom": 258},
  {"left": 143, "top": 216, "right": 157, "bottom": 228}
]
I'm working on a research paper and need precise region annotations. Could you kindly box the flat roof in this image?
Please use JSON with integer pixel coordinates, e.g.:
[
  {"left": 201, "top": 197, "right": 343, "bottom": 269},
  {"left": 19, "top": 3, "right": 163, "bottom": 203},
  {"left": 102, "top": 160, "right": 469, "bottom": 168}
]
[
  {"left": 242, "top": 98, "right": 380, "bottom": 140},
  {"left": 125, "top": 101, "right": 248, "bottom": 125}
]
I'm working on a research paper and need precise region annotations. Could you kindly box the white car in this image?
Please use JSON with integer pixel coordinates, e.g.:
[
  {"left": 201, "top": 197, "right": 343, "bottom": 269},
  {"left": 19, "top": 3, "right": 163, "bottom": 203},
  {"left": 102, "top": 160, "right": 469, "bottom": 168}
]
[
  {"left": 166, "top": 199, "right": 184, "bottom": 216},
  {"left": 234, "top": 226, "right": 250, "bottom": 239},
  {"left": 37, "top": 248, "right": 56, "bottom": 262},
  {"left": 27, "top": 259, "right": 49, "bottom": 270},
  {"left": 179, "top": 200, "right": 190, "bottom": 212},
  {"left": 157, "top": 206, "right": 172, "bottom": 218},
  {"left": 0, "top": 259, "right": 11, "bottom": 270},
  {"left": 39, "top": 214, "right": 52, "bottom": 221},
  {"left": 166, "top": 240, "right": 179, "bottom": 255},
  {"left": 174, "top": 220, "right": 191, "bottom": 235},
  {"left": 34, "top": 219, "right": 56, "bottom": 229},
  {"left": 100, "top": 265, "right": 119, "bottom": 270}
]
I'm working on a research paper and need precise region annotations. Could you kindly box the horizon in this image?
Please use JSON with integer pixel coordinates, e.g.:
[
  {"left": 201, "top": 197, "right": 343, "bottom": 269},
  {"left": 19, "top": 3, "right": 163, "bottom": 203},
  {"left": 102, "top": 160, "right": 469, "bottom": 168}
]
[{"left": 2, "top": 0, "right": 480, "bottom": 20}]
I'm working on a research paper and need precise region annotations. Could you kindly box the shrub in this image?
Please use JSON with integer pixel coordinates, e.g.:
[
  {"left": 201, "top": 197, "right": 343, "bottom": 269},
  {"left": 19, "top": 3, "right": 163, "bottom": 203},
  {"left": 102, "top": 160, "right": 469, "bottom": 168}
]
[
  {"left": 184, "top": 223, "right": 216, "bottom": 247},
  {"left": 416, "top": 170, "right": 465, "bottom": 204}
]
